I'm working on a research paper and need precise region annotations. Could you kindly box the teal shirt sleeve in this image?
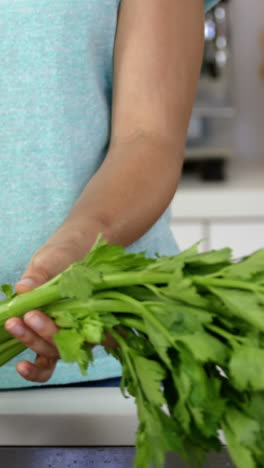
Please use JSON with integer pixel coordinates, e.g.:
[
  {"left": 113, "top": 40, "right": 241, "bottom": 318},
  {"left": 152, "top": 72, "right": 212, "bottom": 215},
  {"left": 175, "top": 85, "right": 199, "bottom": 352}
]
[{"left": 205, "top": 0, "right": 221, "bottom": 12}]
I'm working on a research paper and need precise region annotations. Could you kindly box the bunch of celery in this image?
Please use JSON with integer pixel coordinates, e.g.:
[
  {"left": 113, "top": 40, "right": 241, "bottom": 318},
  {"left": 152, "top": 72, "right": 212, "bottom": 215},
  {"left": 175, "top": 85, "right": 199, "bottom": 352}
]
[{"left": 0, "top": 236, "right": 264, "bottom": 468}]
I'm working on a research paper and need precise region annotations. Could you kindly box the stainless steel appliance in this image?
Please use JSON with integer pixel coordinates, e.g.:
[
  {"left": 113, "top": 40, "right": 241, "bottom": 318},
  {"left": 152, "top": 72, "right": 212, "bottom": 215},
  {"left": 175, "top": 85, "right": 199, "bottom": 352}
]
[{"left": 186, "top": 0, "right": 235, "bottom": 181}]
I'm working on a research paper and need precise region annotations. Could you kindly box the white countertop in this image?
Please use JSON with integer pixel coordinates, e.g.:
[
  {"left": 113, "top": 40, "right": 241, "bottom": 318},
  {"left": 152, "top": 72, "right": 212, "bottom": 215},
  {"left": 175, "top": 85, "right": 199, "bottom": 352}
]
[
  {"left": 171, "top": 157, "right": 264, "bottom": 219},
  {"left": 0, "top": 388, "right": 138, "bottom": 446}
]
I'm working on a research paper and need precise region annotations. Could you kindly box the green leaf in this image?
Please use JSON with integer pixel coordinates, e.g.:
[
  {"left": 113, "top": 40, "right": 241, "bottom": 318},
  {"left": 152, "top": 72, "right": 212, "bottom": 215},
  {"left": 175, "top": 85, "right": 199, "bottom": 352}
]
[
  {"left": 209, "top": 287, "right": 264, "bottom": 332},
  {"left": 99, "top": 313, "right": 120, "bottom": 329},
  {"left": 197, "top": 379, "right": 226, "bottom": 438},
  {"left": 256, "top": 289, "right": 264, "bottom": 305},
  {"left": 146, "top": 242, "right": 199, "bottom": 274},
  {"left": 182, "top": 435, "right": 216, "bottom": 468},
  {"left": 172, "top": 369, "right": 192, "bottom": 433},
  {"left": 229, "top": 346, "right": 264, "bottom": 391},
  {"left": 218, "top": 248, "right": 264, "bottom": 281},
  {"left": 119, "top": 361, "right": 137, "bottom": 398},
  {"left": 50, "top": 310, "right": 79, "bottom": 328},
  {"left": 81, "top": 237, "right": 153, "bottom": 272},
  {"left": 135, "top": 402, "right": 184, "bottom": 468},
  {"left": 222, "top": 407, "right": 260, "bottom": 468},
  {"left": 178, "top": 348, "right": 209, "bottom": 408},
  {"left": 125, "top": 329, "right": 155, "bottom": 357},
  {"left": 164, "top": 279, "right": 208, "bottom": 308},
  {"left": 245, "top": 393, "right": 264, "bottom": 463},
  {"left": 173, "top": 242, "right": 200, "bottom": 262},
  {"left": 53, "top": 329, "right": 85, "bottom": 363},
  {"left": 59, "top": 265, "right": 101, "bottom": 299},
  {"left": 177, "top": 331, "right": 228, "bottom": 365},
  {"left": 81, "top": 318, "right": 104, "bottom": 344},
  {"left": 147, "top": 301, "right": 213, "bottom": 340},
  {"left": 174, "top": 349, "right": 226, "bottom": 438},
  {"left": 224, "top": 407, "right": 260, "bottom": 449},
  {"left": 147, "top": 257, "right": 185, "bottom": 277},
  {"left": 247, "top": 392, "right": 264, "bottom": 427},
  {"left": 133, "top": 355, "right": 166, "bottom": 406},
  {"left": 252, "top": 270, "right": 264, "bottom": 285},
  {"left": 144, "top": 319, "right": 171, "bottom": 369},
  {"left": 184, "top": 248, "right": 232, "bottom": 266},
  {"left": 0, "top": 284, "right": 16, "bottom": 300},
  {"left": 222, "top": 422, "right": 256, "bottom": 468},
  {"left": 77, "top": 347, "right": 93, "bottom": 376}
]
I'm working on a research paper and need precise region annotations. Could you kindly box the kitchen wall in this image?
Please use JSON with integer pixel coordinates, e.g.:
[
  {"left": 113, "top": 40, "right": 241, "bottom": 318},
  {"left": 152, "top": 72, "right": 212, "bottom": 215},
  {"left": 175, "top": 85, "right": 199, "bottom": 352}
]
[
  {"left": 172, "top": 0, "right": 264, "bottom": 257},
  {"left": 229, "top": 0, "right": 264, "bottom": 159}
]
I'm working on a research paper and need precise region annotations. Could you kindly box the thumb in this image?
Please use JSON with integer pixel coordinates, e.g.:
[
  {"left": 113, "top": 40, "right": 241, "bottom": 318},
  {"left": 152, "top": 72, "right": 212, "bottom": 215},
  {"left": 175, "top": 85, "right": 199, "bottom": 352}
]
[{"left": 15, "top": 244, "right": 74, "bottom": 294}]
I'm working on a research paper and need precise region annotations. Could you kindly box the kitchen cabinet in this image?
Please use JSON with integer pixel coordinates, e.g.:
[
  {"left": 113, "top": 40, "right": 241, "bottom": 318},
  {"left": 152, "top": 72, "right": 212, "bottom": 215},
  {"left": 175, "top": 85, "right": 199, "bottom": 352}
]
[
  {"left": 170, "top": 158, "right": 264, "bottom": 257},
  {"left": 170, "top": 222, "right": 207, "bottom": 252},
  {"left": 209, "top": 221, "right": 264, "bottom": 258},
  {"left": 171, "top": 220, "right": 264, "bottom": 258}
]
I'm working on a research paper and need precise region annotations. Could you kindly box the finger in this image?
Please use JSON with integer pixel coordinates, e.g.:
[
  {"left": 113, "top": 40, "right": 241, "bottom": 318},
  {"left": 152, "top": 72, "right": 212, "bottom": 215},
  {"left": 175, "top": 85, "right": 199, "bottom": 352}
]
[
  {"left": 16, "top": 355, "right": 57, "bottom": 383},
  {"left": 5, "top": 317, "right": 60, "bottom": 359},
  {"left": 23, "top": 310, "right": 60, "bottom": 347},
  {"left": 101, "top": 330, "right": 120, "bottom": 348},
  {"left": 15, "top": 242, "right": 84, "bottom": 293},
  {"left": 15, "top": 245, "right": 57, "bottom": 292},
  {"left": 101, "top": 327, "right": 126, "bottom": 348}
]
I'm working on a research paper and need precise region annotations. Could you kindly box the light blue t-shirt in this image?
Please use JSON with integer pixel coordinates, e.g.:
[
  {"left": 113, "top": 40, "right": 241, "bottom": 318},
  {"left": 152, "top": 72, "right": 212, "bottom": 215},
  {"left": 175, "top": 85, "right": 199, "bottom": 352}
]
[
  {"left": 205, "top": 0, "right": 221, "bottom": 12},
  {"left": 0, "top": 0, "right": 218, "bottom": 389}
]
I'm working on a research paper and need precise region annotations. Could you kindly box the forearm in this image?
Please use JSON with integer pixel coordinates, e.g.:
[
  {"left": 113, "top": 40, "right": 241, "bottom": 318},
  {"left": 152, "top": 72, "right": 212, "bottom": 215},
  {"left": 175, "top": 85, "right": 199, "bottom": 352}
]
[
  {"left": 45, "top": 0, "right": 204, "bottom": 256},
  {"left": 47, "top": 136, "right": 183, "bottom": 254}
]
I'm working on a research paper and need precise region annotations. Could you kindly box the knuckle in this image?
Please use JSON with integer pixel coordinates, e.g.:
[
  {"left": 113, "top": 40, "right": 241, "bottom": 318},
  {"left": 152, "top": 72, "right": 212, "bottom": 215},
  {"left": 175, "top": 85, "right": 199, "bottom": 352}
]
[
  {"left": 28, "top": 359, "right": 57, "bottom": 383},
  {"left": 40, "top": 328, "right": 59, "bottom": 346},
  {"left": 28, "top": 372, "right": 49, "bottom": 383},
  {"left": 23, "top": 334, "right": 37, "bottom": 348},
  {"left": 46, "top": 348, "right": 59, "bottom": 359},
  {"left": 37, "top": 374, "right": 51, "bottom": 383},
  {"left": 30, "top": 254, "right": 52, "bottom": 282}
]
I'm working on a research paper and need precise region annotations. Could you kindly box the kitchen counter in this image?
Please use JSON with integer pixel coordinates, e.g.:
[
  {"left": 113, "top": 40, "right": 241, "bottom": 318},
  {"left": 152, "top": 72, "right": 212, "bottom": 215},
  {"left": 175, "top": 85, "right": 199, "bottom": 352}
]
[
  {"left": 0, "top": 387, "right": 138, "bottom": 446},
  {"left": 0, "top": 387, "right": 232, "bottom": 467},
  {"left": 171, "top": 157, "right": 264, "bottom": 219}
]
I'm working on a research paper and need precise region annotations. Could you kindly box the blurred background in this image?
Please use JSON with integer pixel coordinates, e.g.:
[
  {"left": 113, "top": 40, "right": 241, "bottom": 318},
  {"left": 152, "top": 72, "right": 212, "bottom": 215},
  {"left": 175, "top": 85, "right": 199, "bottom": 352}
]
[{"left": 171, "top": 0, "right": 264, "bottom": 258}]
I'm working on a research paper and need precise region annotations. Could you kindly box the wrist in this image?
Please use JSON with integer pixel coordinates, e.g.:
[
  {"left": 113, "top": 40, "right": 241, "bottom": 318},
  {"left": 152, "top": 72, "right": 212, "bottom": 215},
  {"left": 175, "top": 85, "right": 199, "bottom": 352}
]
[{"left": 44, "top": 219, "right": 108, "bottom": 260}]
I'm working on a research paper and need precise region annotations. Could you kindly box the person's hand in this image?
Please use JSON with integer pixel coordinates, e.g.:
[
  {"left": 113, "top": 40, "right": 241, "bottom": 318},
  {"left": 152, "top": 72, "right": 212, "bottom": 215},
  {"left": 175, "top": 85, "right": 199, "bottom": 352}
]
[
  {"left": 4, "top": 237, "right": 118, "bottom": 383},
  {"left": 4, "top": 241, "right": 79, "bottom": 383}
]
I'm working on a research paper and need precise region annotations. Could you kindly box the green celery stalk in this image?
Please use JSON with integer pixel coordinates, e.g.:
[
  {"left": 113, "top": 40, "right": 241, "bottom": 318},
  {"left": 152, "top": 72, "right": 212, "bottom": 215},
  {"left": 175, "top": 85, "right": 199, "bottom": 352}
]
[
  {"left": 0, "top": 338, "right": 26, "bottom": 366},
  {"left": 0, "top": 272, "right": 171, "bottom": 324},
  {"left": 0, "top": 285, "right": 60, "bottom": 324}
]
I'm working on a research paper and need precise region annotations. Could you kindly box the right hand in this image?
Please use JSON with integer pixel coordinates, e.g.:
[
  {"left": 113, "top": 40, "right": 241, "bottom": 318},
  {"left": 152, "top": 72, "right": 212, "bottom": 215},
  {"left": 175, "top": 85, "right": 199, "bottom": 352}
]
[{"left": 5, "top": 240, "right": 120, "bottom": 383}]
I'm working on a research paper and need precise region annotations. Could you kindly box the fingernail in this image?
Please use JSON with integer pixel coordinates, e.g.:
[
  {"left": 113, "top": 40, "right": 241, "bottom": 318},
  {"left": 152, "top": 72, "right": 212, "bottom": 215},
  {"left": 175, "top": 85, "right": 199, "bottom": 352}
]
[
  {"left": 7, "top": 322, "right": 25, "bottom": 337},
  {"left": 17, "top": 278, "right": 36, "bottom": 288},
  {"left": 26, "top": 312, "right": 44, "bottom": 330}
]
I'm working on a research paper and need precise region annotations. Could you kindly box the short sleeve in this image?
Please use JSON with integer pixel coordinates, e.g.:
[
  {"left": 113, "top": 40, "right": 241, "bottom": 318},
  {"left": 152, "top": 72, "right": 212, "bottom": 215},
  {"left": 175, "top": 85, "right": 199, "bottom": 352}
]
[{"left": 205, "top": 0, "right": 221, "bottom": 12}]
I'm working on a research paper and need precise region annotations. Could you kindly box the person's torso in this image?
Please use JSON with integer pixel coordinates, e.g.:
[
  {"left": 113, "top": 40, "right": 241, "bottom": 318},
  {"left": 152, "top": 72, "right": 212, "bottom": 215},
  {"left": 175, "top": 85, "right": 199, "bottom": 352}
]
[
  {"left": 0, "top": 0, "right": 178, "bottom": 291},
  {"left": 0, "top": 0, "right": 217, "bottom": 390},
  {"left": 0, "top": 0, "right": 121, "bottom": 286}
]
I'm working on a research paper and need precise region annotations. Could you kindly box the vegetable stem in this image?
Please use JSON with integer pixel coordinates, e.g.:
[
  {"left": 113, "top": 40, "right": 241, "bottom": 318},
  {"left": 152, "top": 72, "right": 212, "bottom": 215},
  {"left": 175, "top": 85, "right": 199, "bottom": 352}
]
[
  {"left": 0, "top": 285, "right": 60, "bottom": 324},
  {"left": 193, "top": 277, "right": 263, "bottom": 293},
  {"left": 0, "top": 340, "right": 26, "bottom": 366},
  {"left": 96, "top": 272, "right": 171, "bottom": 290}
]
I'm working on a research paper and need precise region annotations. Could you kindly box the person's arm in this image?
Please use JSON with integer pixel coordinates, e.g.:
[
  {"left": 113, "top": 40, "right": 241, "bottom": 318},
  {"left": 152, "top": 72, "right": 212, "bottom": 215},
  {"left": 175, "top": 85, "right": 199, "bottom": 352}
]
[
  {"left": 47, "top": 0, "right": 205, "bottom": 252},
  {"left": 5, "top": 0, "right": 204, "bottom": 383}
]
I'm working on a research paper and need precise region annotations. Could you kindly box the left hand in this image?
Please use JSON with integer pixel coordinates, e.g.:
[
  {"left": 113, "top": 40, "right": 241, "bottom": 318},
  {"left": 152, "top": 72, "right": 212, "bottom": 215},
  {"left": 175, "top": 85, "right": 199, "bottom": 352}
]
[{"left": 5, "top": 237, "right": 118, "bottom": 383}]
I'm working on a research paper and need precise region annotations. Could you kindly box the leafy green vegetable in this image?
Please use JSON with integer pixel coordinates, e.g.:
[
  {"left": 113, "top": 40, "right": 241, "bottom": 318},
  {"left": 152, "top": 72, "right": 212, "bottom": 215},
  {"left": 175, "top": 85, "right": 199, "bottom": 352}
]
[
  {"left": 229, "top": 346, "right": 264, "bottom": 391},
  {"left": 0, "top": 235, "right": 264, "bottom": 468}
]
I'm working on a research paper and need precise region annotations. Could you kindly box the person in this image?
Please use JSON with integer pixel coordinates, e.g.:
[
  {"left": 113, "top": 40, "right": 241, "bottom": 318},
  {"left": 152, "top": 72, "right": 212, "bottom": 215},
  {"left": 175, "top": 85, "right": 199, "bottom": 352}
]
[{"left": 0, "top": 0, "right": 219, "bottom": 389}]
